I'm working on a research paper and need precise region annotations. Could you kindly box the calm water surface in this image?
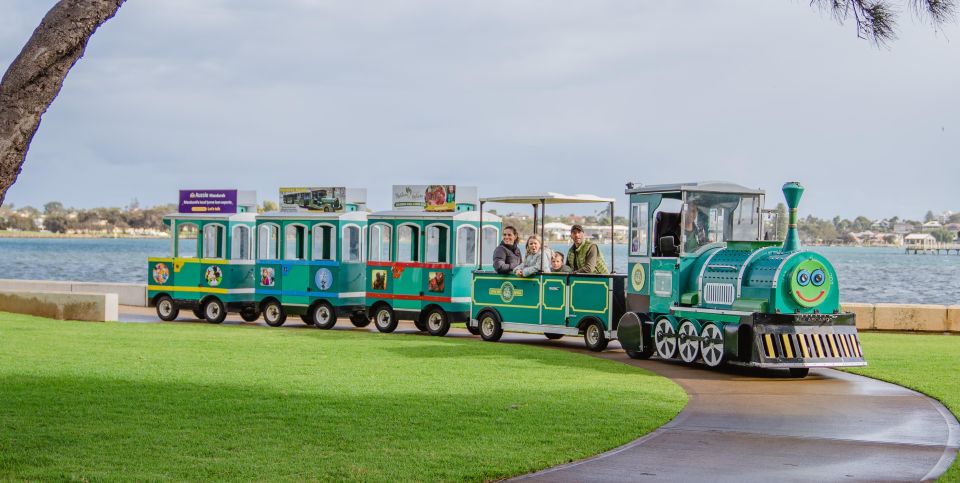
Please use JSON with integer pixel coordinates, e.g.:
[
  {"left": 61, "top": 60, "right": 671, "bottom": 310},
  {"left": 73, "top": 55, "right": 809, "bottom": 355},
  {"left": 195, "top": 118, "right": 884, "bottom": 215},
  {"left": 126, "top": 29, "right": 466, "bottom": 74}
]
[{"left": 1, "top": 238, "right": 958, "bottom": 304}]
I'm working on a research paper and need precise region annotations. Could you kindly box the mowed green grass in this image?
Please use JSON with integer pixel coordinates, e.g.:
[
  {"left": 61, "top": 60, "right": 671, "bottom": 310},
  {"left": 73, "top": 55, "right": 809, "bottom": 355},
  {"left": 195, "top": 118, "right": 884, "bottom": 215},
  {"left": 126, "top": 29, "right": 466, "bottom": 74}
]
[
  {"left": 846, "top": 333, "right": 960, "bottom": 482},
  {"left": 0, "top": 312, "right": 685, "bottom": 481}
]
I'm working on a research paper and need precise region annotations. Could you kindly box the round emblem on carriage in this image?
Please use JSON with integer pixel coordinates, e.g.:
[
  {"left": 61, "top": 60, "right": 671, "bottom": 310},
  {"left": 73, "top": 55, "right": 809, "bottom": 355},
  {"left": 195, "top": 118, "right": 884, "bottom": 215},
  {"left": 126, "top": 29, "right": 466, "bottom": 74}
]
[
  {"left": 315, "top": 268, "right": 333, "bottom": 291},
  {"left": 631, "top": 264, "right": 646, "bottom": 292},
  {"left": 500, "top": 282, "right": 515, "bottom": 303}
]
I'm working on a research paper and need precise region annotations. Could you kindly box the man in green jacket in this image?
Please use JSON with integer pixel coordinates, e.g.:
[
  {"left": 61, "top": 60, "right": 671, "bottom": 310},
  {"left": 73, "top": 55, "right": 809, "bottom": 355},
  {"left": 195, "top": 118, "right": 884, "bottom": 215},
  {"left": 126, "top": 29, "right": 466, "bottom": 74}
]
[{"left": 565, "top": 224, "right": 609, "bottom": 274}]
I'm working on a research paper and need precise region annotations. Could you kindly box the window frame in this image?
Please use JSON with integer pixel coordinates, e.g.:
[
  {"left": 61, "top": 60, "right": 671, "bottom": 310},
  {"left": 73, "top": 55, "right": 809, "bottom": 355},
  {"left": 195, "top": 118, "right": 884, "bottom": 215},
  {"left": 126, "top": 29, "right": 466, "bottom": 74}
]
[
  {"left": 424, "top": 223, "right": 450, "bottom": 264},
  {"left": 231, "top": 224, "right": 253, "bottom": 260},
  {"left": 175, "top": 221, "right": 200, "bottom": 259},
  {"left": 629, "top": 202, "right": 649, "bottom": 256},
  {"left": 396, "top": 222, "right": 421, "bottom": 263},
  {"left": 311, "top": 223, "right": 337, "bottom": 261},
  {"left": 368, "top": 222, "right": 393, "bottom": 262},
  {"left": 257, "top": 223, "right": 281, "bottom": 261},
  {"left": 283, "top": 222, "right": 309, "bottom": 261},
  {"left": 341, "top": 223, "right": 364, "bottom": 263},
  {"left": 456, "top": 225, "right": 478, "bottom": 266}
]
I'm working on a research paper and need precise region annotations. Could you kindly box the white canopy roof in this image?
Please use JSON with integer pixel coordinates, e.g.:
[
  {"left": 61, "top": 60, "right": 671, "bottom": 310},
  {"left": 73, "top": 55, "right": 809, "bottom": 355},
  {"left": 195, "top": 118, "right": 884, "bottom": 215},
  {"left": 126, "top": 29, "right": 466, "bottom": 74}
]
[{"left": 480, "top": 193, "right": 614, "bottom": 204}]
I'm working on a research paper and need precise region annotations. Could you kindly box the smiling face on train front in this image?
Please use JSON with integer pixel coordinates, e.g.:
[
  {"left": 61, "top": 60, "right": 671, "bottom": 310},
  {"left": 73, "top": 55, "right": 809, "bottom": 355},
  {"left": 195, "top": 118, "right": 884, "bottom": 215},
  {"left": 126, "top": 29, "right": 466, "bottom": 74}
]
[{"left": 789, "top": 258, "right": 831, "bottom": 308}]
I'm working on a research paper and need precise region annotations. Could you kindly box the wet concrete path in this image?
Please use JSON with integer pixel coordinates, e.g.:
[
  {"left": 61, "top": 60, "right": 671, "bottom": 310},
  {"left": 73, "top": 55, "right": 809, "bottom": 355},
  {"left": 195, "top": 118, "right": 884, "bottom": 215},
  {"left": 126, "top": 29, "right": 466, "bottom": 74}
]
[{"left": 120, "top": 306, "right": 959, "bottom": 482}]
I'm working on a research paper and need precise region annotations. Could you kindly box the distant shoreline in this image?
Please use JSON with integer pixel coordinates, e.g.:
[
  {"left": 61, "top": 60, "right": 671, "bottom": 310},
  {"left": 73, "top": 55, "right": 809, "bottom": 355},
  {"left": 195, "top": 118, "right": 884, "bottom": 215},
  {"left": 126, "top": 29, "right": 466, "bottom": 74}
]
[{"left": 0, "top": 231, "right": 167, "bottom": 239}]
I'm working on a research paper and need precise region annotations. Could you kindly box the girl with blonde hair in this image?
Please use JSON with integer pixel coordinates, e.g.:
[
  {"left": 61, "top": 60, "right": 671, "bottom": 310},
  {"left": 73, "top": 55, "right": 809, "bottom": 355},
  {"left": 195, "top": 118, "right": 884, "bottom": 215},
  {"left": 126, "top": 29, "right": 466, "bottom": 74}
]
[{"left": 514, "top": 234, "right": 553, "bottom": 277}]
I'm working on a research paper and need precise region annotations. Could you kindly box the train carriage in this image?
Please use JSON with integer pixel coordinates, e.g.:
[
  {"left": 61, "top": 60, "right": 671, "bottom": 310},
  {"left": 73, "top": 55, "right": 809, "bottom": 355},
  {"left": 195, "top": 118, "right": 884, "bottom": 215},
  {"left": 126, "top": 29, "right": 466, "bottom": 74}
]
[
  {"left": 616, "top": 181, "right": 866, "bottom": 377},
  {"left": 254, "top": 188, "right": 370, "bottom": 329},
  {"left": 365, "top": 185, "right": 501, "bottom": 336},
  {"left": 469, "top": 194, "right": 625, "bottom": 351},
  {"left": 148, "top": 190, "right": 259, "bottom": 323}
]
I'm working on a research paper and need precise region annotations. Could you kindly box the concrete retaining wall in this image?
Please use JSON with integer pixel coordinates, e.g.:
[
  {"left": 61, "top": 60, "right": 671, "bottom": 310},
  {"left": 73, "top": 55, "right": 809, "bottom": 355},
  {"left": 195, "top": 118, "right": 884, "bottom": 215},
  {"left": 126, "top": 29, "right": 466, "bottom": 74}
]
[
  {"left": 842, "top": 303, "right": 959, "bottom": 333},
  {"left": 0, "top": 290, "right": 118, "bottom": 322},
  {"left": 0, "top": 279, "right": 145, "bottom": 307}
]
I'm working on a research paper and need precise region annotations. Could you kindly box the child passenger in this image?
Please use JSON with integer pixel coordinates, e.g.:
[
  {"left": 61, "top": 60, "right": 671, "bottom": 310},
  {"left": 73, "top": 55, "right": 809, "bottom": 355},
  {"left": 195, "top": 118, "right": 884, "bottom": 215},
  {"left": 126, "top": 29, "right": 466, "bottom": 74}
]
[
  {"left": 551, "top": 251, "right": 572, "bottom": 273},
  {"left": 514, "top": 234, "right": 552, "bottom": 277}
]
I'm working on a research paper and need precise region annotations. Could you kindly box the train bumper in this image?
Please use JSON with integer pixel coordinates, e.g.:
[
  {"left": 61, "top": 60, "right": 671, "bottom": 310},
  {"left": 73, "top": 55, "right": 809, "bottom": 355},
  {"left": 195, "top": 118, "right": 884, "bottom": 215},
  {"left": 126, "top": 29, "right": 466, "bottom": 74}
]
[{"left": 743, "top": 312, "right": 866, "bottom": 368}]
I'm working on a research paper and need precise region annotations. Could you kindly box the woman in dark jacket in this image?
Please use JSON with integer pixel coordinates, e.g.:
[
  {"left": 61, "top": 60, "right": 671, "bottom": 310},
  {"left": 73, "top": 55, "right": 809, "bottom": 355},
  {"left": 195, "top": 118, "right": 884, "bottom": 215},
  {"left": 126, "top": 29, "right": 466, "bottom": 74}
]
[{"left": 493, "top": 226, "right": 522, "bottom": 274}]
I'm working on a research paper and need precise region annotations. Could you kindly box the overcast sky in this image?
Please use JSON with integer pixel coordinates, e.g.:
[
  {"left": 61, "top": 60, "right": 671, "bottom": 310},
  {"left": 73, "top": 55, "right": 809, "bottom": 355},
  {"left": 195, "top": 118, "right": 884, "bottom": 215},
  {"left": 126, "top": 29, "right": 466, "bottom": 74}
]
[{"left": 1, "top": 1, "right": 957, "bottom": 219}]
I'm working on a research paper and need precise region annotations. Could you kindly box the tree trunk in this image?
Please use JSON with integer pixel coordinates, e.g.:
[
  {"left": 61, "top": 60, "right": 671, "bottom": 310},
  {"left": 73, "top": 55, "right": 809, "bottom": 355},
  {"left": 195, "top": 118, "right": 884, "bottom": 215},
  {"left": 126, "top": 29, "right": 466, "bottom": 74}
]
[{"left": 0, "top": 0, "right": 125, "bottom": 205}]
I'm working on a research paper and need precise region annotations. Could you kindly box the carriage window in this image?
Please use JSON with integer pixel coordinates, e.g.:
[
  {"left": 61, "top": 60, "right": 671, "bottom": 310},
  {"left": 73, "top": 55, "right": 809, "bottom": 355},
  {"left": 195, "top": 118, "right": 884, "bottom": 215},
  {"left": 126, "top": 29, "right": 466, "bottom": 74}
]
[
  {"left": 258, "top": 224, "right": 280, "bottom": 260},
  {"left": 369, "top": 224, "right": 392, "bottom": 262},
  {"left": 456, "top": 226, "right": 477, "bottom": 266},
  {"left": 481, "top": 226, "right": 498, "bottom": 266},
  {"left": 284, "top": 224, "right": 307, "bottom": 260},
  {"left": 312, "top": 225, "right": 335, "bottom": 261},
  {"left": 202, "top": 224, "right": 225, "bottom": 258},
  {"left": 629, "top": 203, "right": 648, "bottom": 256},
  {"left": 397, "top": 225, "right": 420, "bottom": 262},
  {"left": 231, "top": 225, "right": 252, "bottom": 260},
  {"left": 176, "top": 222, "right": 199, "bottom": 258},
  {"left": 683, "top": 192, "right": 761, "bottom": 254},
  {"left": 425, "top": 225, "right": 448, "bottom": 263},
  {"left": 342, "top": 225, "right": 361, "bottom": 262}
]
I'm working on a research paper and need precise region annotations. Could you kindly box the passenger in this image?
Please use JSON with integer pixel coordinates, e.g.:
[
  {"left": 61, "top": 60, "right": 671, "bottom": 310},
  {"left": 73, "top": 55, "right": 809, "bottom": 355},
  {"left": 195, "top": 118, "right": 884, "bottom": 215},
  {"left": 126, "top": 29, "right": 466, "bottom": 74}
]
[
  {"left": 493, "top": 226, "right": 522, "bottom": 274},
  {"left": 514, "top": 234, "right": 553, "bottom": 277},
  {"left": 565, "top": 224, "right": 609, "bottom": 274},
  {"left": 683, "top": 201, "right": 708, "bottom": 252},
  {"left": 551, "top": 251, "right": 572, "bottom": 273}
]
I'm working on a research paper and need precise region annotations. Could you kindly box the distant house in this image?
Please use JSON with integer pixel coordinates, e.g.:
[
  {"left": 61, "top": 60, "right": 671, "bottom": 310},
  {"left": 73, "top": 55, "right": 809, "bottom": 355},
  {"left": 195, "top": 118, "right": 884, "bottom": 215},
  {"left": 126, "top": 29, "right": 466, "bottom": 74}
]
[
  {"left": 922, "top": 221, "right": 943, "bottom": 231},
  {"left": 871, "top": 219, "right": 890, "bottom": 230},
  {"left": 543, "top": 222, "right": 571, "bottom": 241},
  {"left": 905, "top": 233, "right": 937, "bottom": 250},
  {"left": 893, "top": 222, "right": 913, "bottom": 235}
]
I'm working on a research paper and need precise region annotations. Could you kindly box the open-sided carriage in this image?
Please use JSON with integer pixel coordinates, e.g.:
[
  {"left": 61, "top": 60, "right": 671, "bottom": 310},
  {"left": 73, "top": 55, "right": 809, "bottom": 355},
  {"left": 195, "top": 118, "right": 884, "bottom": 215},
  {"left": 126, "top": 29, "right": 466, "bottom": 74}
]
[
  {"left": 469, "top": 194, "right": 625, "bottom": 351},
  {"left": 254, "top": 188, "right": 370, "bottom": 329},
  {"left": 148, "top": 190, "right": 259, "bottom": 323},
  {"left": 364, "top": 185, "right": 501, "bottom": 336}
]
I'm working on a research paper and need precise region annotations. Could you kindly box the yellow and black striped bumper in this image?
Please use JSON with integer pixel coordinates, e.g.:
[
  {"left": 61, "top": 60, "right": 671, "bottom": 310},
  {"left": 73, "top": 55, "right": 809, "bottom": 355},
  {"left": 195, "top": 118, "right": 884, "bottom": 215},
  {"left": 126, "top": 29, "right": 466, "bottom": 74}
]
[{"left": 755, "top": 327, "right": 866, "bottom": 367}]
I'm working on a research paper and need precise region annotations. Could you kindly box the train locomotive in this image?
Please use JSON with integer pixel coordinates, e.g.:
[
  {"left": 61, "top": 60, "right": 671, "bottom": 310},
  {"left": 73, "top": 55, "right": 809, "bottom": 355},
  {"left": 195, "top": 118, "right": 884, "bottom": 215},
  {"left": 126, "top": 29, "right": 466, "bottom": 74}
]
[{"left": 616, "top": 181, "right": 866, "bottom": 377}]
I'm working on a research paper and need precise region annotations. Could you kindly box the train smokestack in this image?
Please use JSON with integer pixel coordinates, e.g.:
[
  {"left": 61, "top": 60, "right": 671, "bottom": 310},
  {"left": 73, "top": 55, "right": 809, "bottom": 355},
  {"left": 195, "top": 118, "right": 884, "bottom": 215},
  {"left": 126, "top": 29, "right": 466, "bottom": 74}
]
[{"left": 782, "top": 181, "right": 804, "bottom": 252}]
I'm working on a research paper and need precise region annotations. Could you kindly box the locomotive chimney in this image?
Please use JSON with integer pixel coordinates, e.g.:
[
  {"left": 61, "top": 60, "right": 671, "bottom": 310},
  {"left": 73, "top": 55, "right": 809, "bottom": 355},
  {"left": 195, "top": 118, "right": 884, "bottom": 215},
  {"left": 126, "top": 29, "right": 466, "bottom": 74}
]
[{"left": 781, "top": 181, "right": 804, "bottom": 252}]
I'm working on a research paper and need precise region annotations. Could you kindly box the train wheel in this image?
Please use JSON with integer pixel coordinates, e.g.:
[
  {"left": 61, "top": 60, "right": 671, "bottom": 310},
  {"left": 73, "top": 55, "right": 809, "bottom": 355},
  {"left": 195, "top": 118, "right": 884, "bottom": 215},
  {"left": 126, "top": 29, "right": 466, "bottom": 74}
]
[
  {"left": 191, "top": 307, "right": 204, "bottom": 320},
  {"left": 300, "top": 313, "right": 315, "bottom": 326},
  {"left": 583, "top": 321, "right": 609, "bottom": 352},
  {"left": 310, "top": 301, "right": 338, "bottom": 330},
  {"left": 478, "top": 311, "right": 503, "bottom": 342},
  {"left": 155, "top": 295, "right": 179, "bottom": 321},
  {"left": 677, "top": 320, "right": 700, "bottom": 363},
  {"left": 203, "top": 298, "right": 227, "bottom": 324},
  {"left": 789, "top": 368, "right": 810, "bottom": 378},
  {"left": 240, "top": 308, "right": 260, "bottom": 322},
  {"left": 413, "top": 316, "right": 428, "bottom": 332},
  {"left": 350, "top": 312, "right": 371, "bottom": 328},
  {"left": 544, "top": 333, "right": 564, "bottom": 340},
  {"left": 425, "top": 307, "right": 450, "bottom": 337},
  {"left": 654, "top": 318, "right": 677, "bottom": 359},
  {"left": 373, "top": 304, "right": 398, "bottom": 333},
  {"left": 699, "top": 323, "right": 725, "bottom": 368},
  {"left": 262, "top": 300, "right": 287, "bottom": 327},
  {"left": 466, "top": 322, "right": 481, "bottom": 335}
]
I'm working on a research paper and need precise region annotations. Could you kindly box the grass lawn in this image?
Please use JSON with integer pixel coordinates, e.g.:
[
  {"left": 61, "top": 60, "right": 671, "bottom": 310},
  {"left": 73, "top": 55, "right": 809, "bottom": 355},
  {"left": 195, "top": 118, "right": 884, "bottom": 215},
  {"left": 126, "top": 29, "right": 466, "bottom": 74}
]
[
  {"left": 846, "top": 332, "right": 960, "bottom": 482},
  {"left": 0, "top": 312, "right": 685, "bottom": 481}
]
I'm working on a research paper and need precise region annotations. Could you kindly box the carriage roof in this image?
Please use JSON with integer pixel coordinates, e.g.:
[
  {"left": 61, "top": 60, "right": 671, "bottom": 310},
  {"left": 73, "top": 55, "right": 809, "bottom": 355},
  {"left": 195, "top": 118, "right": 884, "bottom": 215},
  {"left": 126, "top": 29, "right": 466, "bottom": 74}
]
[
  {"left": 255, "top": 210, "right": 367, "bottom": 221},
  {"left": 625, "top": 181, "right": 764, "bottom": 196},
  {"left": 162, "top": 212, "right": 257, "bottom": 223},
  {"left": 480, "top": 193, "right": 614, "bottom": 204},
  {"left": 368, "top": 210, "right": 501, "bottom": 222}
]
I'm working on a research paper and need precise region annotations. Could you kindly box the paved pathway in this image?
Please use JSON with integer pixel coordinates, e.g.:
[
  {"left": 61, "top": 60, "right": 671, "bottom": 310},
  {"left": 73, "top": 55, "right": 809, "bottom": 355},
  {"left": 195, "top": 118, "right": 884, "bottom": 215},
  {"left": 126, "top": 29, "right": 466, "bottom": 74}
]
[{"left": 120, "top": 306, "right": 959, "bottom": 482}]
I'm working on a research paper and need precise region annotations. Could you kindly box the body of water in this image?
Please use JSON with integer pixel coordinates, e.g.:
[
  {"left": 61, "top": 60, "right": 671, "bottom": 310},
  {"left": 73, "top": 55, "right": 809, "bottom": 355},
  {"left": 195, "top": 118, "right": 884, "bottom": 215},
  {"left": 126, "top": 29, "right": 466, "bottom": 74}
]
[{"left": 1, "top": 238, "right": 958, "bottom": 305}]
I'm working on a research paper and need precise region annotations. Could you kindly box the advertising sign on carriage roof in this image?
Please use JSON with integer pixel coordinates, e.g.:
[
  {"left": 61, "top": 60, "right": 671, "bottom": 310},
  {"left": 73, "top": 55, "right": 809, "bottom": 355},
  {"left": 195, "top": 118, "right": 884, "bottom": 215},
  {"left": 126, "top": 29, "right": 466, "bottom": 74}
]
[
  {"left": 392, "top": 185, "right": 461, "bottom": 212},
  {"left": 280, "top": 187, "right": 348, "bottom": 212},
  {"left": 178, "top": 189, "right": 239, "bottom": 214}
]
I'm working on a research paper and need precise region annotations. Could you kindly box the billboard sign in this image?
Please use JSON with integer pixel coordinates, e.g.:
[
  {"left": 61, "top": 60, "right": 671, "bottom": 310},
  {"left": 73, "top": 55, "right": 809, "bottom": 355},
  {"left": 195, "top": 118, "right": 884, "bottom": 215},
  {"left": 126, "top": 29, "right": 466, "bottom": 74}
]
[
  {"left": 178, "top": 189, "right": 238, "bottom": 214},
  {"left": 392, "top": 185, "right": 456, "bottom": 212},
  {"left": 280, "top": 187, "right": 346, "bottom": 212}
]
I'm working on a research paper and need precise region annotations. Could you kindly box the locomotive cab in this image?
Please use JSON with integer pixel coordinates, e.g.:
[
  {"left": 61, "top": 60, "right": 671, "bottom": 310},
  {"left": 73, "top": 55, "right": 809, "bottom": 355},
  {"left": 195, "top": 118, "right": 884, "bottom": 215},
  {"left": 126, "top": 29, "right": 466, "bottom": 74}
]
[{"left": 618, "top": 181, "right": 865, "bottom": 376}]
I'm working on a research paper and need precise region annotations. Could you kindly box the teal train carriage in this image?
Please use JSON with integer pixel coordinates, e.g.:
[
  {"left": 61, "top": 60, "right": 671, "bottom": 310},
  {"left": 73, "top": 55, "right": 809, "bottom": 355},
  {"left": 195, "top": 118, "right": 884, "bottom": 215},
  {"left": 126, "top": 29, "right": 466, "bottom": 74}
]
[
  {"left": 365, "top": 185, "right": 501, "bottom": 336},
  {"left": 469, "top": 194, "right": 625, "bottom": 351},
  {"left": 148, "top": 190, "right": 260, "bottom": 323},
  {"left": 616, "top": 181, "right": 866, "bottom": 377},
  {"left": 254, "top": 188, "right": 370, "bottom": 329}
]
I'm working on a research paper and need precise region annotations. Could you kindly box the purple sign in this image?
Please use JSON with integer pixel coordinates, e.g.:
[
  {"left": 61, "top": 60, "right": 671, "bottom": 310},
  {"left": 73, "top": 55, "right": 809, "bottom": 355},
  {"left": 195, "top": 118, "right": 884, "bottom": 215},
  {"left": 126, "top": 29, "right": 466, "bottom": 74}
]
[{"left": 178, "top": 190, "right": 238, "bottom": 214}]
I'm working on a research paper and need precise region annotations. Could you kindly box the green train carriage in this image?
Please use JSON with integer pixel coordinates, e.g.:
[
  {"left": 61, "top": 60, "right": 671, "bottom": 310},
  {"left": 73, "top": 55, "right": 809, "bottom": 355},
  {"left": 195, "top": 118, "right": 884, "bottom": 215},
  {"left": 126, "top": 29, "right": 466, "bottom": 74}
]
[
  {"left": 616, "top": 181, "right": 866, "bottom": 377},
  {"left": 469, "top": 194, "right": 626, "bottom": 351},
  {"left": 365, "top": 185, "right": 501, "bottom": 336},
  {"left": 148, "top": 190, "right": 259, "bottom": 323},
  {"left": 253, "top": 189, "right": 370, "bottom": 328}
]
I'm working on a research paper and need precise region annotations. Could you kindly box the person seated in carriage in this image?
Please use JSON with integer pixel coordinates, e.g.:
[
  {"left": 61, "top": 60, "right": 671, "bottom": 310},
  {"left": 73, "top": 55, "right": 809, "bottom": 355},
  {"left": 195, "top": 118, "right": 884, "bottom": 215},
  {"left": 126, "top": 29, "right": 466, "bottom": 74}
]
[
  {"left": 514, "top": 234, "right": 553, "bottom": 277},
  {"left": 565, "top": 224, "right": 608, "bottom": 274},
  {"left": 493, "top": 226, "right": 522, "bottom": 274}
]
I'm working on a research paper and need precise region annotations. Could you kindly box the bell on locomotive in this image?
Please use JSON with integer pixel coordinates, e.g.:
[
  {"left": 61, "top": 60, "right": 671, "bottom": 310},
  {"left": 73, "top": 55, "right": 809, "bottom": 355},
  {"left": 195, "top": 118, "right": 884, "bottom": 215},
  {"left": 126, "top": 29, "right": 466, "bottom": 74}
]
[{"left": 617, "top": 181, "right": 866, "bottom": 377}]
